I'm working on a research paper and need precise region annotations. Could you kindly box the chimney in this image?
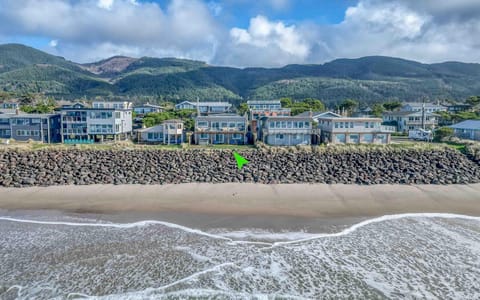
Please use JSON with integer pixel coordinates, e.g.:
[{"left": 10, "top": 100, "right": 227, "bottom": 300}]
[{"left": 309, "top": 110, "right": 313, "bottom": 118}]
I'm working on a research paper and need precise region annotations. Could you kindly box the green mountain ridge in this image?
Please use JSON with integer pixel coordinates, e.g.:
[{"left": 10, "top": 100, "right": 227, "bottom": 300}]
[{"left": 1, "top": 43, "right": 480, "bottom": 104}]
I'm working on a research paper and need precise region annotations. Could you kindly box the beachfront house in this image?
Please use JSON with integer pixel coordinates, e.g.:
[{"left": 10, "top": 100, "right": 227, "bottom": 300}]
[
  {"left": 137, "top": 120, "right": 184, "bottom": 144},
  {"left": 175, "top": 101, "right": 232, "bottom": 114},
  {"left": 449, "top": 120, "right": 480, "bottom": 141},
  {"left": 194, "top": 114, "right": 247, "bottom": 145},
  {"left": 60, "top": 101, "right": 133, "bottom": 143},
  {"left": 133, "top": 103, "right": 163, "bottom": 115},
  {"left": 401, "top": 102, "right": 447, "bottom": 113},
  {"left": 0, "top": 113, "right": 61, "bottom": 143},
  {"left": 318, "top": 112, "right": 394, "bottom": 144},
  {"left": 247, "top": 100, "right": 291, "bottom": 119},
  {"left": 258, "top": 116, "right": 316, "bottom": 146},
  {"left": 382, "top": 111, "right": 439, "bottom": 133}
]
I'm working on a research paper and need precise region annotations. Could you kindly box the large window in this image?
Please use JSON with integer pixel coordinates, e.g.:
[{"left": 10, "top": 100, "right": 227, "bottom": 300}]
[
  {"left": 232, "top": 133, "right": 242, "bottom": 139},
  {"left": 200, "top": 133, "right": 208, "bottom": 139},
  {"left": 90, "top": 111, "right": 113, "bottom": 119},
  {"left": 197, "top": 121, "right": 208, "bottom": 128},
  {"left": 16, "top": 130, "right": 39, "bottom": 136}
]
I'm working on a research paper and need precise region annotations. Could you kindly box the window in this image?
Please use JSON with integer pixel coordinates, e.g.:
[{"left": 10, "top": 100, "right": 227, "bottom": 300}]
[
  {"left": 229, "top": 122, "right": 236, "bottom": 128},
  {"left": 293, "top": 122, "right": 298, "bottom": 128},
  {"left": 281, "top": 121, "right": 287, "bottom": 128},
  {"left": 200, "top": 133, "right": 208, "bottom": 139},
  {"left": 287, "top": 122, "right": 292, "bottom": 128},
  {"left": 275, "top": 121, "right": 281, "bottom": 128},
  {"left": 340, "top": 122, "right": 344, "bottom": 128},
  {"left": 115, "top": 124, "right": 120, "bottom": 132},
  {"left": 305, "top": 122, "right": 310, "bottom": 128},
  {"left": 335, "top": 122, "right": 339, "bottom": 128},
  {"left": 177, "top": 124, "right": 182, "bottom": 129},
  {"left": 16, "top": 130, "right": 39, "bottom": 136},
  {"left": 365, "top": 122, "right": 369, "bottom": 128},
  {"left": 269, "top": 122, "right": 275, "bottom": 128},
  {"left": 148, "top": 133, "right": 154, "bottom": 139},
  {"left": 221, "top": 122, "right": 228, "bottom": 128},
  {"left": 350, "top": 122, "right": 354, "bottom": 128},
  {"left": 115, "top": 112, "right": 121, "bottom": 119},
  {"left": 232, "top": 133, "right": 242, "bottom": 139},
  {"left": 408, "top": 117, "right": 414, "bottom": 121},
  {"left": 276, "top": 134, "right": 284, "bottom": 139},
  {"left": 212, "top": 122, "right": 220, "bottom": 129},
  {"left": 299, "top": 122, "right": 304, "bottom": 128},
  {"left": 31, "top": 118, "right": 41, "bottom": 124},
  {"left": 370, "top": 122, "right": 374, "bottom": 128},
  {"left": 197, "top": 121, "right": 208, "bottom": 128}
]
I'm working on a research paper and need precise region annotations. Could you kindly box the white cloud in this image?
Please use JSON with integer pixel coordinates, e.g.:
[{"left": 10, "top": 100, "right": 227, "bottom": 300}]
[
  {"left": 1, "top": 0, "right": 480, "bottom": 66},
  {"left": 226, "top": 15, "right": 310, "bottom": 66},
  {"left": 97, "top": 0, "right": 114, "bottom": 10}
]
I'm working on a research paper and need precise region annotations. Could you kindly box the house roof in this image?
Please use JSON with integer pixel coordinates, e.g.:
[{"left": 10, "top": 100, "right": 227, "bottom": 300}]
[
  {"left": 134, "top": 103, "right": 163, "bottom": 109},
  {"left": 296, "top": 111, "right": 341, "bottom": 118},
  {"left": 195, "top": 114, "right": 245, "bottom": 121},
  {"left": 262, "top": 116, "right": 313, "bottom": 121},
  {"left": 403, "top": 102, "right": 446, "bottom": 108},
  {"left": 176, "top": 101, "right": 231, "bottom": 107},
  {"left": 10, "top": 113, "right": 60, "bottom": 118},
  {"left": 137, "top": 125, "right": 164, "bottom": 133},
  {"left": 383, "top": 111, "right": 438, "bottom": 117},
  {"left": 449, "top": 120, "right": 480, "bottom": 130},
  {"left": 247, "top": 100, "right": 281, "bottom": 105}
]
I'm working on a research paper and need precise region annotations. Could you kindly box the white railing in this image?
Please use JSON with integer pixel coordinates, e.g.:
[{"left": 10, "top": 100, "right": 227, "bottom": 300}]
[{"left": 380, "top": 125, "right": 397, "bottom": 132}]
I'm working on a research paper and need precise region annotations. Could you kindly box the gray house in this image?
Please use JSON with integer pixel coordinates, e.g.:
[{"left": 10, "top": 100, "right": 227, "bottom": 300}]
[
  {"left": 60, "top": 101, "right": 133, "bottom": 143},
  {"left": 194, "top": 114, "right": 247, "bottom": 145},
  {"left": 0, "top": 113, "right": 61, "bottom": 143},
  {"left": 137, "top": 120, "right": 184, "bottom": 144},
  {"left": 318, "top": 111, "right": 394, "bottom": 144},
  {"left": 449, "top": 120, "right": 480, "bottom": 141},
  {"left": 133, "top": 103, "right": 163, "bottom": 115},
  {"left": 258, "top": 116, "right": 316, "bottom": 146},
  {"left": 175, "top": 101, "right": 232, "bottom": 114}
]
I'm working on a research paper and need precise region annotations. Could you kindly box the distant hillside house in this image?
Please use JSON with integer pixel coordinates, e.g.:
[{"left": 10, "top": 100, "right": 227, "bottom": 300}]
[
  {"left": 194, "top": 114, "right": 247, "bottom": 145},
  {"left": 258, "top": 116, "right": 316, "bottom": 146},
  {"left": 60, "top": 101, "right": 132, "bottom": 143},
  {"left": 401, "top": 102, "right": 447, "bottom": 113},
  {"left": 0, "top": 101, "right": 19, "bottom": 110},
  {"left": 449, "top": 120, "right": 480, "bottom": 141},
  {"left": 383, "top": 111, "right": 439, "bottom": 133},
  {"left": 175, "top": 101, "right": 232, "bottom": 114},
  {"left": 0, "top": 113, "right": 61, "bottom": 143},
  {"left": 318, "top": 112, "right": 393, "bottom": 144},
  {"left": 246, "top": 100, "right": 290, "bottom": 118},
  {"left": 137, "top": 120, "right": 184, "bottom": 144},
  {"left": 446, "top": 104, "right": 473, "bottom": 113},
  {"left": 133, "top": 103, "right": 163, "bottom": 115}
]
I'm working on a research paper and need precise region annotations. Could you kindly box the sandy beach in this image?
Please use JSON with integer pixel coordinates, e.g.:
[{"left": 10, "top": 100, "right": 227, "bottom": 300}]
[{"left": 1, "top": 183, "right": 479, "bottom": 222}]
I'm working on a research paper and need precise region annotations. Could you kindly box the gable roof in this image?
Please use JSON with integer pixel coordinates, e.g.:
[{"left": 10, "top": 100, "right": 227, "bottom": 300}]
[
  {"left": 449, "top": 120, "right": 480, "bottom": 130},
  {"left": 383, "top": 111, "right": 438, "bottom": 117}
]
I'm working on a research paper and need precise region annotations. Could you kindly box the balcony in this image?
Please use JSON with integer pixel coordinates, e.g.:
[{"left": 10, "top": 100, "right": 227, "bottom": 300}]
[
  {"left": 380, "top": 125, "right": 397, "bottom": 132},
  {"left": 264, "top": 128, "right": 316, "bottom": 134}
]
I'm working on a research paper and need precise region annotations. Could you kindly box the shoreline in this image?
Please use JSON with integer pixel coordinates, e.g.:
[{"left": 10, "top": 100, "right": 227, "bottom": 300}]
[{"left": 1, "top": 183, "right": 480, "bottom": 219}]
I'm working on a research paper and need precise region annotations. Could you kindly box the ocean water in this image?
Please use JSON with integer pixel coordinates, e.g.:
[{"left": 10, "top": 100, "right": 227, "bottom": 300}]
[{"left": 0, "top": 213, "right": 479, "bottom": 300}]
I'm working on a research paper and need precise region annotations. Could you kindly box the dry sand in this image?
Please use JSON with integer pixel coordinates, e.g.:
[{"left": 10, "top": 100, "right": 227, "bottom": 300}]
[{"left": 0, "top": 183, "right": 479, "bottom": 218}]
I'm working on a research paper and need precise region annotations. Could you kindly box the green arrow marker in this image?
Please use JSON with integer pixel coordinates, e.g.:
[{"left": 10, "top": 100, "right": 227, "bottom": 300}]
[{"left": 233, "top": 152, "right": 249, "bottom": 170}]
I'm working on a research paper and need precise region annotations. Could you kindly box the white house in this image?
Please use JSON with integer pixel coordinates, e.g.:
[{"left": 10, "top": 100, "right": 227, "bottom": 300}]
[
  {"left": 194, "top": 114, "right": 247, "bottom": 145},
  {"left": 258, "top": 116, "right": 316, "bottom": 146},
  {"left": 382, "top": 111, "right": 439, "bottom": 133},
  {"left": 175, "top": 101, "right": 232, "bottom": 114},
  {"left": 318, "top": 112, "right": 394, "bottom": 144},
  {"left": 133, "top": 103, "right": 163, "bottom": 115},
  {"left": 137, "top": 120, "right": 184, "bottom": 144},
  {"left": 401, "top": 102, "right": 447, "bottom": 113}
]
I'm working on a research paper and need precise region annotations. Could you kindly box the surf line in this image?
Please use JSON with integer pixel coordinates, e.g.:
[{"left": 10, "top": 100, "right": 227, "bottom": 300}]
[{"left": 268, "top": 213, "right": 480, "bottom": 249}]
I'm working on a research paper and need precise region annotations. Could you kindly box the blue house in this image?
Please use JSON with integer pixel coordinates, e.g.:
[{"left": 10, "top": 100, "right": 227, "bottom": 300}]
[{"left": 0, "top": 113, "right": 62, "bottom": 143}]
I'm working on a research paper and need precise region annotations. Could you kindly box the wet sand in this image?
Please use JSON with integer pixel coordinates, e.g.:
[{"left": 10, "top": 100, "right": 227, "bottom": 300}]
[{"left": 1, "top": 183, "right": 479, "bottom": 231}]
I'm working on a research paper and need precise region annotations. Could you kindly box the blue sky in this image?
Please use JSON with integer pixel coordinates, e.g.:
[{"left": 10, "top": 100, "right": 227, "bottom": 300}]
[{"left": 1, "top": 0, "right": 480, "bottom": 66}]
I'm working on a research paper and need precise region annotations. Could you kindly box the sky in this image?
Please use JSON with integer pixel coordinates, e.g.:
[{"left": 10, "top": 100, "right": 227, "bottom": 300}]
[{"left": 1, "top": 0, "right": 480, "bottom": 67}]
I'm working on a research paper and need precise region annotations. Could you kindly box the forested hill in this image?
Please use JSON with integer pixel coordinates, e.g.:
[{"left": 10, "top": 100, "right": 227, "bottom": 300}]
[{"left": 1, "top": 43, "right": 480, "bottom": 105}]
